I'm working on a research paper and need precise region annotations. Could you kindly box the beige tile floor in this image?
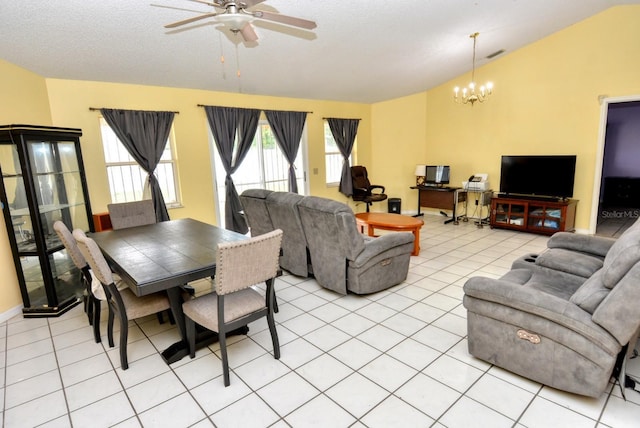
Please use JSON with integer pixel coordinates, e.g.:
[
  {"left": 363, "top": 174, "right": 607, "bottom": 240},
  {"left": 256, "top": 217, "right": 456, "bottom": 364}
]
[{"left": 2, "top": 215, "right": 640, "bottom": 427}]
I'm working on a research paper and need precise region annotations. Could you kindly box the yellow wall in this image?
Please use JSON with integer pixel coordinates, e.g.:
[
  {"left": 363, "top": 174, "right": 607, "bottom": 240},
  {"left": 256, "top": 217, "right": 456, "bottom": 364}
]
[
  {"left": 0, "top": 60, "right": 53, "bottom": 314},
  {"left": 371, "top": 92, "right": 428, "bottom": 212},
  {"left": 420, "top": 5, "right": 640, "bottom": 229}
]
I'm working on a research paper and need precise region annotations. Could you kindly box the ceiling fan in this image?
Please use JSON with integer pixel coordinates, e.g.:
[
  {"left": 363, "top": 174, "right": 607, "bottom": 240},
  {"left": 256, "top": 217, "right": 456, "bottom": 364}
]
[{"left": 164, "top": 0, "right": 317, "bottom": 42}]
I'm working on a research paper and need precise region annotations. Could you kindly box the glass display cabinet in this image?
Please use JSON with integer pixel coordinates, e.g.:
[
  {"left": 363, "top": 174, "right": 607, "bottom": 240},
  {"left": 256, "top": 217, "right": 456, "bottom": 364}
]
[{"left": 0, "top": 125, "right": 93, "bottom": 317}]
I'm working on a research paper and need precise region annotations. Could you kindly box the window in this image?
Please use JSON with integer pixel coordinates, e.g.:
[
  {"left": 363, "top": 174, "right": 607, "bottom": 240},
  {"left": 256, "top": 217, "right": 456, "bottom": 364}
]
[
  {"left": 212, "top": 120, "right": 307, "bottom": 225},
  {"left": 324, "top": 121, "right": 354, "bottom": 185},
  {"left": 99, "top": 118, "right": 180, "bottom": 206}
]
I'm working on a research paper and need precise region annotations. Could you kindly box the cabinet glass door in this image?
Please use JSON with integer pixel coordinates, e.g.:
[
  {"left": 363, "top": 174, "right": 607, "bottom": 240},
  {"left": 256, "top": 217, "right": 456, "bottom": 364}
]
[{"left": 529, "top": 204, "right": 562, "bottom": 232}]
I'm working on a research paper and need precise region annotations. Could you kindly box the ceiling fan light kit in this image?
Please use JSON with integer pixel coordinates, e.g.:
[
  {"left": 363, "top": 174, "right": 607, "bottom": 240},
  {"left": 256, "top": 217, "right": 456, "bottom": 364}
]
[
  {"left": 164, "top": 0, "right": 317, "bottom": 42},
  {"left": 453, "top": 32, "right": 494, "bottom": 106}
]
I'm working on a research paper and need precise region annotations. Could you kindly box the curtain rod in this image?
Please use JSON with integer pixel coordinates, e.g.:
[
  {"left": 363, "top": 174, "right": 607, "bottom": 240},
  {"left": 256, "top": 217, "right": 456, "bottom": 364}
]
[
  {"left": 322, "top": 117, "right": 361, "bottom": 120},
  {"left": 197, "top": 104, "right": 312, "bottom": 114},
  {"left": 89, "top": 107, "right": 180, "bottom": 114}
]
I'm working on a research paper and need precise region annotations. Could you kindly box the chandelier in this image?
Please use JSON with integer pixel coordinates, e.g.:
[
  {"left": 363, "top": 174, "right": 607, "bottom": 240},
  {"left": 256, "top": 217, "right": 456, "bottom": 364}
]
[{"left": 454, "top": 32, "right": 493, "bottom": 106}]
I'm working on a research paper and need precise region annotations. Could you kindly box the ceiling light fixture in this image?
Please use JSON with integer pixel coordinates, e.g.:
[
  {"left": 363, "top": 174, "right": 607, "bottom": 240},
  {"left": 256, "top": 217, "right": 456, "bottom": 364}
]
[{"left": 454, "top": 32, "right": 493, "bottom": 106}]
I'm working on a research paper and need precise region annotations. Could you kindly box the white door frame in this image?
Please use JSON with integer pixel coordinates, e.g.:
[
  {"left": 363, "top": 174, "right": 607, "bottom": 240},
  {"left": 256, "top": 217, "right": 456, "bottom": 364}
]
[{"left": 589, "top": 94, "right": 640, "bottom": 234}]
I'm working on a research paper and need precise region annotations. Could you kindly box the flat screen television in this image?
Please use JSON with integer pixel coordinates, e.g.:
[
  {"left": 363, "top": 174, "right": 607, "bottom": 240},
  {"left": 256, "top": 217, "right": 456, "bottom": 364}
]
[
  {"left": 499, "top": 155, "right": 576, "bottom": 199},
  {"left": 425, "top": 165, "right": 450, "bottom": 185}
]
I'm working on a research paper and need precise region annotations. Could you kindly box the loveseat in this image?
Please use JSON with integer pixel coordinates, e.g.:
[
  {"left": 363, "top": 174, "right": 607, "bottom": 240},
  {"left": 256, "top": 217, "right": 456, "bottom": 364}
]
[
  {"left": 463, "top": 217, "right": 640, "bottom": 397},
  {"left": 240, "top": 190, "right": 415, "bottom": 295}
]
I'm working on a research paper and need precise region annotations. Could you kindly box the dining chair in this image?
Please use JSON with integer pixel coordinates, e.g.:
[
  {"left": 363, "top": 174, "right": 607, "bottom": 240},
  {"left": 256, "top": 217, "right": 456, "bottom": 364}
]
[
  {"left": 53, "top": 221, "right": 101, "bottom": 342},
  {"left": 182, "top": 229, "right": 283, "bottom": 386},
  {"left": 107, "top": 199, "right": 156, "bottom": 230},
  {"left": 73, "top": 229, "right": 172, "bottom": 370}
]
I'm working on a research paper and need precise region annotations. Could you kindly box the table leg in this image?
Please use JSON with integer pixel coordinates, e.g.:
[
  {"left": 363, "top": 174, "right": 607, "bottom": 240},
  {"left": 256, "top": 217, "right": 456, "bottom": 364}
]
[
  {"left": 412, "top": 227, "right": 420, "bottom": 256},
  {"left": 367, "top": 224, "right": 375, "bottom": 237},
  {"left": 166, "top": 287, "right": 186, "bottom": 341}
]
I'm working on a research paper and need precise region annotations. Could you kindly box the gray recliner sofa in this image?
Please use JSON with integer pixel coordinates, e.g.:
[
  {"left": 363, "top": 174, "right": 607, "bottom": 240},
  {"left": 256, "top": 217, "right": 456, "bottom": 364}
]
[
  {"left": 297, "top": 196, "right": 414, "bottom": 295},
  {"left": 511, "top": 231, "right": 616, "bottom": 287},
  {"left": 265, "top": 191, "right": 312, "bottom": 277},
  {"left": 463, "top": 217, "right": 640, "bottom": 397},
  {"left": 239, "top": 189, "right": 274, "bottom": 238}
]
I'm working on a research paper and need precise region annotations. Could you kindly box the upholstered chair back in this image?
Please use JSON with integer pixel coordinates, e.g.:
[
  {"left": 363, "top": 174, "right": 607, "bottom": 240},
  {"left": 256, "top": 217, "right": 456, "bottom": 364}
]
[{"left": 108, "top": 199, "right": 156, "bottom": 230}]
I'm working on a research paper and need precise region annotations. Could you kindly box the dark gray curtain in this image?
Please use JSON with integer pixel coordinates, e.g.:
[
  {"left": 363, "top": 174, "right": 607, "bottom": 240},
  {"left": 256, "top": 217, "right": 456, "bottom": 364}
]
[
  {"left": 204, "top": 106, "right": 260, "bottom": 233},
  {"left": 100, "top": 109, "right": 174, "bottom": 222},
  {"left": 327, "top": 118, "right": 360, "bottom": 197},
  {"left": 264, "top": 110, "right": 307, "bottom": 193}
]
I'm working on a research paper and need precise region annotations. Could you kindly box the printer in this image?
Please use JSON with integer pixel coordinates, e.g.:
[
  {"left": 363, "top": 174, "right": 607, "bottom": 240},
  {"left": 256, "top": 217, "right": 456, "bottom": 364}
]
[{"left": 462, "top": 173, "right": 490, "bottom": 191}]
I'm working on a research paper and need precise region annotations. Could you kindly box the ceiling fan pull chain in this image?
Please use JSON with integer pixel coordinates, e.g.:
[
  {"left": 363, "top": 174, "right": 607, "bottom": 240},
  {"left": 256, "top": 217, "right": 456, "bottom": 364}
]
[{"left": 235, "top": 43, "right": 242, "bottom": 93}]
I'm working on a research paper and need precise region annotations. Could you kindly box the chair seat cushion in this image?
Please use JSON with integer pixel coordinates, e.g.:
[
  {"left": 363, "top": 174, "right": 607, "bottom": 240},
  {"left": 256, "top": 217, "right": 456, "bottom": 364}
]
[
  {"left": 90, "top": 271, "right": 123, "bottom": 301},
  {"left": 500, "top": 268, "right": 580, "bottom": 301},
  {"left": 182, "top": 287, "right": 265, "bottom": 332},
  {"left": 366, "top": 194, "right": 388, "bottom": 202},
  {"left": 119, "top": 287, "right": 170, "bottom": 320}
]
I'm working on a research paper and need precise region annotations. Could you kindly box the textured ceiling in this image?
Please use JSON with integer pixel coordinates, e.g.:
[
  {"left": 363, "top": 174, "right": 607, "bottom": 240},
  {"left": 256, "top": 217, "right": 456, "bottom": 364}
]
[{"left": 1, "top": 0, "right": 638, "bottom": 103}]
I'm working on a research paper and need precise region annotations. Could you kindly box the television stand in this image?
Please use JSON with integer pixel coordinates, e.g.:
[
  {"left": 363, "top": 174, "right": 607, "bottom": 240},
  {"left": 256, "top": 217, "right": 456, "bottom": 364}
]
[
  {"left": 497, "top": 193, "right": 560, "bottom": 203},
  {"left": 490, "top": 195, "right": 578, "bottom": 235}
]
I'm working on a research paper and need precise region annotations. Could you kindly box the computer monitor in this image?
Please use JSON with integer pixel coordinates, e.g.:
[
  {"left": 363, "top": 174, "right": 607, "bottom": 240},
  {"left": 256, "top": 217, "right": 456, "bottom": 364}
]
[{"left": 425, "top": 165, "right": 450, "bottom": 185}]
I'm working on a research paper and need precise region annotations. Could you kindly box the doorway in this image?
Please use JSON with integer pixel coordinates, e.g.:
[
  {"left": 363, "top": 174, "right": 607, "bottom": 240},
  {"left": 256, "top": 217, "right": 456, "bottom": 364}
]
[{"left": 592, "top": 97, "right": 640, "bottom": 237}]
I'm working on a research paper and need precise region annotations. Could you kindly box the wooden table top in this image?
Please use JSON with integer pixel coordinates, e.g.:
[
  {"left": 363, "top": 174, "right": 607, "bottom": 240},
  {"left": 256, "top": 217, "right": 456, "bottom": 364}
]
[
  {"left": 91, "top": 218, "right": 246, "bottom": 296},
  {"left": 355, "top": 212, "right": 424, "bottom": 229}
]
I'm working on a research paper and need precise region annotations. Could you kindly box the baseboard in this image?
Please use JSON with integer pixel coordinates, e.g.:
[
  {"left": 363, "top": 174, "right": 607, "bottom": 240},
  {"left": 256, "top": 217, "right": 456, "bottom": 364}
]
[{"left": 0, "top": 304, "right": 23, "bottom": 324}]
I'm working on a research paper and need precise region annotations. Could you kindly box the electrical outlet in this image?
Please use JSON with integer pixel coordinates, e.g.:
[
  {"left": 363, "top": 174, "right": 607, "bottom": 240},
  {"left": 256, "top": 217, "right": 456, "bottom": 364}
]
[{"left": 313, "top": 168, "right": 318, "bottom": 175}]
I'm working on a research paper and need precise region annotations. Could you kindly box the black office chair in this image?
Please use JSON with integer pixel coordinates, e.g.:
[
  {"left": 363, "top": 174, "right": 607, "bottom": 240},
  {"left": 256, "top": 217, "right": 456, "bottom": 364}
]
[{"left": 350, "top": 166, "right": 387, "bottom": 212}]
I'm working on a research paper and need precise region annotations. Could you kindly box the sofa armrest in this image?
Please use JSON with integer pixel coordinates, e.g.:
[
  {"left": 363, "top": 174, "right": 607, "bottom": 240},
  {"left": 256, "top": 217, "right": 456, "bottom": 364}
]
[
  {"left": 463, "top": 276, "right": 618, "bottom": 352},
  {"left": 353, "top": 232, "right": 413, "bottom": 266},
  {"left": 547, "top": 232, "right": 615, "bottom": 258}
]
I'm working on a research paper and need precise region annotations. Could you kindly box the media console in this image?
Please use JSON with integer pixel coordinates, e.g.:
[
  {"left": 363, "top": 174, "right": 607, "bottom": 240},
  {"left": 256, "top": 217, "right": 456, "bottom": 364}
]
[{"left": 490, "top": 195, "right": 578, "bottom": 235}]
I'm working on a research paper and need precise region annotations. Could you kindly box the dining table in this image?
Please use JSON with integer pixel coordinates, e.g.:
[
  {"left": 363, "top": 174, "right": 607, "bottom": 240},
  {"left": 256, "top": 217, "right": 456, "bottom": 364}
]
[{"left": 90, "top": 217, "right": 248, "bottom": 364}]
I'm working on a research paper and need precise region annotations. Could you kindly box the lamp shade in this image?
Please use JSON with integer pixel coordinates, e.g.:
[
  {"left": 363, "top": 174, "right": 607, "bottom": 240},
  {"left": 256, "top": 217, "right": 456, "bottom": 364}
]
[{"left": 415, "top": 165, "right": 426, "bottom": 176}]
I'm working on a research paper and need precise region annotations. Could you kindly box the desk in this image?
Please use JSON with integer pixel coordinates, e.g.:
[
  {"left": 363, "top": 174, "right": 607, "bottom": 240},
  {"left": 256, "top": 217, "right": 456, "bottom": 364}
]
[
  {"left": 91, "top": 218, "right": 247, "bottom": 364},
  {"left": 410, "top": 186, "right": 466, "bottom": 224}
]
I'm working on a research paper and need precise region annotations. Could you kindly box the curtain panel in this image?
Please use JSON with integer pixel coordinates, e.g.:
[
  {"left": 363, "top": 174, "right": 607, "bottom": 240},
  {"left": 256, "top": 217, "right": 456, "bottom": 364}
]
[
  {"left": 327, "top": 118, "right": 360, "bottom": 197},
  {"left": 204, "top": 105, "right": 260, "bottom": 233},
  {"left": 100, "top": 109, "right": 174, "bottom": 222},
  {"left": 264, "top": 110, "right": 307, "bottom": 193}
]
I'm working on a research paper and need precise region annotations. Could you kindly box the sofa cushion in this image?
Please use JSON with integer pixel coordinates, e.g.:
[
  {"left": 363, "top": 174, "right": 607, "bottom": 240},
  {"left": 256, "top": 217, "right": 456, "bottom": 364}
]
[
  {"left": 601, "top": 222, "right": 640, "bottom": 289},
  {"left": 500, "top": 268, "right": 581, "bottom": 301},
  {"left": 536, "top": 249, "right": 604, "bottom": 279},
  {"left": 569, "top": 269, "right": 609, "bottom": 314},
  {"left": 547, "top": 232, "right": 615, "bottom": 258}
]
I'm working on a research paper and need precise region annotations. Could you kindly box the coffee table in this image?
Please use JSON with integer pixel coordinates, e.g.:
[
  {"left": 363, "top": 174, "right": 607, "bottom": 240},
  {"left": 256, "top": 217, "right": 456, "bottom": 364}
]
[{"left": 355, "top": 212, "right": 424, "bottom": 256}]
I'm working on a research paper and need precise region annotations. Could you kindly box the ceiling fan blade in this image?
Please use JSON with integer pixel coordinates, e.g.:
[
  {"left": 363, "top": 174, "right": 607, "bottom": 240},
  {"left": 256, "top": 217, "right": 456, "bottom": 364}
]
[
  {"left": 187, "top": 0, "right": 224, "bottom": 7},
  {"left": 240, "top": 23, "right": 259, "bottom": 42},
  {"left": 240, "top": 22, "right": 258, "bottom": 42},
  {"left": 241, "top": 0, "right": 268, "bottom": 7},
  {"left": 164, "top": 12, "right": 219, "bottom": 28},
  {"left": 254, "top": 10, "right": 317, "bottom": 30}
]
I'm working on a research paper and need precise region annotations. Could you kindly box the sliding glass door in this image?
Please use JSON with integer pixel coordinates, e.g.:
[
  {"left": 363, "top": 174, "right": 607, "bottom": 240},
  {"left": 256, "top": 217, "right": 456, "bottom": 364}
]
[{"left": 211, "top": 120, "right": 308, "bottom": 227}]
